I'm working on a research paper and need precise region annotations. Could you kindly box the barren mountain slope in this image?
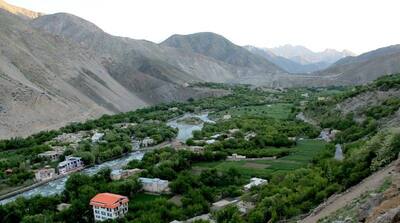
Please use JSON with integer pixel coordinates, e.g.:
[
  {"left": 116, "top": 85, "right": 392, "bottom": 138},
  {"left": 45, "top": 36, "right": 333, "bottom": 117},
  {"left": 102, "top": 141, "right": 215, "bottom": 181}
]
[
  {"left": 0, "top": 0, "right": 43, "bottom": 19},
  {"left": 316, "top": 45, "right": 400, "bottom": 84},
  {"left": 0, "top": 9, "right": 152, "bottom": 138}
]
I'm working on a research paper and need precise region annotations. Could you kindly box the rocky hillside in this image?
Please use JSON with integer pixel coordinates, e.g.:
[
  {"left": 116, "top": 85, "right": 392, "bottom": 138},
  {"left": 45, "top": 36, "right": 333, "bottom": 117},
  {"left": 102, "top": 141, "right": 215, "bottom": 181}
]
[
  {"left": 161, "top": 32, "right": 283, "bottom": 73},
  {"left": 0, "top": 9, "right": 228, "bottom": 139},
  {"left": 0, "top": 0, "right": 43, "bottom": 19},
  {"left": 316, "top": 45, "right": 400, "bottom": 84}
]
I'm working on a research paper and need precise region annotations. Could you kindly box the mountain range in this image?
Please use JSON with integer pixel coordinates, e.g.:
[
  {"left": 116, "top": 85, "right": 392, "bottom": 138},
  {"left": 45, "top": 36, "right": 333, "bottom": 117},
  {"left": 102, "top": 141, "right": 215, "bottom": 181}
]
[
  {"left": 245, "top": 45, "right": 355, "bottom": 73},
  {"left": 1, "top": 0, "right": 400, "bottom": 138}
]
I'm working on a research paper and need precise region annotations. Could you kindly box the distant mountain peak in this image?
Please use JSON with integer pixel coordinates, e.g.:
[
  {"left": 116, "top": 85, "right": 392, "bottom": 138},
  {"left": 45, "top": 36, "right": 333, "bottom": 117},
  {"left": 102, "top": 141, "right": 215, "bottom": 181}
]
[{"left": 0, "top": 0, "right": 43, "bottom": 19}]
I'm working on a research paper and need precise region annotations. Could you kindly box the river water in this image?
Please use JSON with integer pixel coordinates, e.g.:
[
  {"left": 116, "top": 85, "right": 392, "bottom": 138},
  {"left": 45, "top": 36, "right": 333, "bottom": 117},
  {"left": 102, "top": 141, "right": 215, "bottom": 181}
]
[
  {"left": 1, "top": 113, "right": 211, "bottom": 205},
  {"left": 167, "top": 113, "right": 214, "bottom": 142}
]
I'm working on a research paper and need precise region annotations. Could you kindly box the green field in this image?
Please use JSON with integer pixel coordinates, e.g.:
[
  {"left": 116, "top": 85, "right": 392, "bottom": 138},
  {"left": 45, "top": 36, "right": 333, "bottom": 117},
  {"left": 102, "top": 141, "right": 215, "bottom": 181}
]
[
  {"left": 193, "top": 139, "right": 327, "bottom": 178},
  {"left": 210, "top": 103, "right": 293, "bottom": 120}
]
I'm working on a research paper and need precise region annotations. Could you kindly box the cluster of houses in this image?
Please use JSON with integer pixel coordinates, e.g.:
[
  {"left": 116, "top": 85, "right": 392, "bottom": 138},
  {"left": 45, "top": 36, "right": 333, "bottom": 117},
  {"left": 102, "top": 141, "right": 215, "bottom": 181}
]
[{"left": 34, "top": 156, "right": 84, "bottom": 181}]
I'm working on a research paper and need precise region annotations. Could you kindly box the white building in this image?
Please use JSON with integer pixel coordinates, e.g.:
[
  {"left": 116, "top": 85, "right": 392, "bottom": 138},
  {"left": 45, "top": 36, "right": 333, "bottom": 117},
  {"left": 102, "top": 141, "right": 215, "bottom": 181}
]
[
  {"left": 223, "top": 114, "right": 232, "bottom": 120},
  {"left": 244, "top": 178, "right": 268, "bottom": 190},
  {"left": 301, "top": 93, "right": 309, "bottom": 98},
  {"left": 227, "top": 153, "right": 246, "bottom": 160},
  {"left": 90, "top": 193, "right": 129, "bottom": 222},
  {"left": 92, "top": 132, "right": 104, "bottom": 143},
  {"left": 141, "top": 137, "right": 155, "bottom": 147},
  {"left": 58, "top": 156, "right": 84, "bottom": 175},
  {"left": 139, "top": 177, "right": 169, "bottom": 193},
  {"left": 34, "top": 167, "right": 56, "bottom": 181},
  {"left": 205, "top": 139, "right": 216, "bottom": 144}
]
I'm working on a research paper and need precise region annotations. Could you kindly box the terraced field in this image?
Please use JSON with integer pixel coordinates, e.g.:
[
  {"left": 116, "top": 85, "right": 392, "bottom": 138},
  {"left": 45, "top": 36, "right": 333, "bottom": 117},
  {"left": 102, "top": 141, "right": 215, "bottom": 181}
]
[
  {"left": 192, "top": 139, "right": 327, "bottom": 178},
  {"left": 210, "top": 103, "right": 293, "bottom": 120}
]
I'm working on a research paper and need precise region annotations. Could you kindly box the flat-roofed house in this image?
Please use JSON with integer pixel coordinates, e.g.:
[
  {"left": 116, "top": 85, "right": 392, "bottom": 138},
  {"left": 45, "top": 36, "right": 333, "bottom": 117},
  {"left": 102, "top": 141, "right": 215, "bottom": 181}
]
[
  {"left": 57, "top": 156, "right": 83, "bottom": 175},
  {"left": 139, "top": 177, "right": 169, "bottom": 193},
  {"left": 90, "top": 193, "right": 129, "bottom": 222},
  {"left": 38, "top": 147, "right": 65, "bottom": 161},
  {"left": 244, "top": 177, "right": 268, "bottom": 190},
  {"left": 35, "top": 167, "right": 56, "bottom": 181}
]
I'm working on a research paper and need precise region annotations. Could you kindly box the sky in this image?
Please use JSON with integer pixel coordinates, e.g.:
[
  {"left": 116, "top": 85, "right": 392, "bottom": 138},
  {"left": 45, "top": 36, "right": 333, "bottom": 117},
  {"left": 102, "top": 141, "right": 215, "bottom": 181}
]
[{"left": 6, "top": 0, "right": 400, "bottom": 54}]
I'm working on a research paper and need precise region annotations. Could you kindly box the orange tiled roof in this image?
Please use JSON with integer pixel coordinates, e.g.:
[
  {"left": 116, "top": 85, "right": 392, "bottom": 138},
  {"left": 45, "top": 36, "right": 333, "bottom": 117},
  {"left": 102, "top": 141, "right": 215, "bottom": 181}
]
[{"left": 90, "top": 193, "right": 129, "bottom": 209}]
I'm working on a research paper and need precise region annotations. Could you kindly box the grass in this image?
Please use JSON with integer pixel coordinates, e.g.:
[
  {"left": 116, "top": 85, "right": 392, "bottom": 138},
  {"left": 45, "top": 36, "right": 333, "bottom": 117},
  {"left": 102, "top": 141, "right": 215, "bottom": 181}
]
[
  {"left": 193, "top": 139, "right": 327, "bottom": 178},
  {"left": 211, "top": 103, "right": 293, "bottom": 120}
]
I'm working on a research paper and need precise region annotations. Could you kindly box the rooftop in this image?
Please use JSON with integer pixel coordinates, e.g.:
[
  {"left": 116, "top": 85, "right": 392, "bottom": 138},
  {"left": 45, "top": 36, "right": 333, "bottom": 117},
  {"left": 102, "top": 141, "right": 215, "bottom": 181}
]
[{"left": 90, "top": 193, "right": 129, "bottom": 209}]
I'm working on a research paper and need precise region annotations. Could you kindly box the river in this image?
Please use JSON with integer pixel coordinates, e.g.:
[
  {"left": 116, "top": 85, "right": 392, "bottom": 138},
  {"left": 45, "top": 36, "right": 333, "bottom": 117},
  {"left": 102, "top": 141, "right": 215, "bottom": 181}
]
[
  {"left": 166, "top": 113, "right": 214, "bottom": 142},
  {"left": 1, "top": 113, "right": 211, "bottom": 205}
]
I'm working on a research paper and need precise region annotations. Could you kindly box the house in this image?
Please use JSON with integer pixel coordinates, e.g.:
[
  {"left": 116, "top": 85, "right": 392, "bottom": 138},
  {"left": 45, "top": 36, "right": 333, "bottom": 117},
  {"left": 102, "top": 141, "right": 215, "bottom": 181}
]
[
  {"left": 227, "top": 153, "right": 246, "bottom": 160},
  {"left": 188, "top": 146, "right": 204, "bottom": 153},
  {"left": 57, "top": 203, "right": 71, "bottom": 212},
  {"left": 141, "top": 137, "right": 155, "bottom": 147},
  {"left": 169, "top": 107, "right": 179, "bottom": 112},
  {"left": 244, "top": 178, "right": 268, "bottom": 190},
  {"left": 35, "top": 167, "right": 56, "bottom": 181},
  {"left": 38, "top": 150, "right": 64, "bottom": 161},
  {"left": 205, "top": 139, "right": 216, "bottom": 144},
  {"left": 211, "top": 198, "right": 240, "bottom": 211},
  {"left": 110, "top": 169, "right": 143, "bottom": 181},
  {"left": 54, "top": 132, "right": 85, "bottom": 144},
  {"left": 223, "top": 114, "right": 232, "bottom": 120},
  {"left": 58, "top": 156, "right": 84, "bottom": 175},
  {"left": 317, "top": 96, "right": 327, "bottom": 101},
  {"left": 112, "top": 123, "right": 137, "bottom": 129},
  {"left": 90, "top": 193, "right": 129, "bottom": 222},
  {"left": 139, "top": 177, "right": 169, "bottom": 193},
  {"left": 211, "top": 134, "right": 222, "bottom": 139},
  {"left": 92, "top": 132, "right": 104, "bottom": 143},
  {"left": 301, "top": 93, "right": 309, "bottom": 98},
  {"left": 228, "top": 129, "right": 240, "bottom": 134},
  {"left": 244, "top": 132, "right": 257, "bottom": 141}
]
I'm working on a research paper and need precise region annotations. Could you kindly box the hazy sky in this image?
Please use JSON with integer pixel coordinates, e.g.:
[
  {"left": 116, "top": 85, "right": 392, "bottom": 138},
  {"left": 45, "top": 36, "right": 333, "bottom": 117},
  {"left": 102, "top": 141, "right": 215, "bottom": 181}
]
[{"left": 7, "top": 0, "right": 400, "bottom": 54}]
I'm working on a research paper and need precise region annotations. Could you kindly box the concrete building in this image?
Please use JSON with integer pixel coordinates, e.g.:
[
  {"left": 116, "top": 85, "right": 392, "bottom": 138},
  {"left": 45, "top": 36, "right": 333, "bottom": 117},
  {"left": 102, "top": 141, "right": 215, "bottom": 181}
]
[
  {"left": 205, "top": 139, "right": 216, "bottom": 144},
  {"left": 90, "top": 193, "right": 129, "bottom": 222},
  {"left": 92, "top": 132, "right": 104, "bottom": 143},
  {"left": 141, "top": 137, "right": 155, "bottom": 147},
  {"left": 139, "top": 177, "right": 169, "bottom": 193},
  {"left": 34, "top": 167, "right": 56, "bottom": 181},
  {"left": 223, "top": 114, "right": 232, "bottom": 120},
  {"left": 227, "top": 153, "right": 246, "bottom": 160},
  {"left": 244, "top": 132, "right": 257, "bottom": 141},
  {"left": 211, "top": 198, "right": 240, "bottom": 211},
  {"left": 244, "top": 178, "right": 268, "bottom": 190},
  {"left": 58, "top": 156, "right": 83, "bottom": 175},
  {"left": 110, "top": 169, "right": 143, "bottom": 181},
  {"left": 38, "top": 150, "right": 64, "bottom": 161}
]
